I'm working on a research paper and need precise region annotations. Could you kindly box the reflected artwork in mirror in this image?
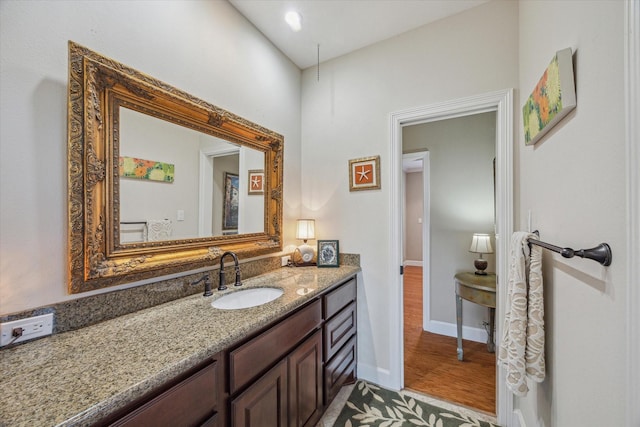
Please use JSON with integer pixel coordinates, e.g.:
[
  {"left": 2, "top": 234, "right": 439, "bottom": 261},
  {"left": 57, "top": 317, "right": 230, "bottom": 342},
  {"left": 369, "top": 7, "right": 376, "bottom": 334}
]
[{"left": 67, "top": 41, "right": 283, "bottom": 293}]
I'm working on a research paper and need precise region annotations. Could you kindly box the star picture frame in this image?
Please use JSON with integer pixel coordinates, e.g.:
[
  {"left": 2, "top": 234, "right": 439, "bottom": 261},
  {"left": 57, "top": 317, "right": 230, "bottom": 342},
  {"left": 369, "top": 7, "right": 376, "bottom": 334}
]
[
  {"left": 247, "top": 169, "right": 264, "bottom": 195},
  {"left": 349, "top": 155, "right": 381, "bottom": 191}
]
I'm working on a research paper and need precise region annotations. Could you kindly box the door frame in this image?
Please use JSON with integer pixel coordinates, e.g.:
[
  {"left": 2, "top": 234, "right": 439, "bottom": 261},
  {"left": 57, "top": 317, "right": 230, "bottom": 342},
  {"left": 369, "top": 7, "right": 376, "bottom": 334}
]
[
  {"left": 389, "top": 89, "right": 513, "bottom": 425},
  {"left": 625, "top": 1, "right": 639, "bottom": 425}
]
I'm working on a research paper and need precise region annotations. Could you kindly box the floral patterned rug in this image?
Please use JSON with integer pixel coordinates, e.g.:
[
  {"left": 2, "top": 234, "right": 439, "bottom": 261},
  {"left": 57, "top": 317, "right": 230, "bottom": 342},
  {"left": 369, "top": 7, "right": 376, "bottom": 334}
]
[{"left": 333, "top": 381, "right": 499, "bottom": 427}]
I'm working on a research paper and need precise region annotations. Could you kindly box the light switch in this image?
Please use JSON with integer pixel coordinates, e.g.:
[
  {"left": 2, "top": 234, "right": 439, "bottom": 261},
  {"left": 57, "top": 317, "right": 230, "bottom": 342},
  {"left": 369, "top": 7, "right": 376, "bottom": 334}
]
[
  {"left": 177, "top": 210, "right": 185, "bottom": 221},
  {"left": 418, "top": 218, "right": 422, "bottom": 224}
]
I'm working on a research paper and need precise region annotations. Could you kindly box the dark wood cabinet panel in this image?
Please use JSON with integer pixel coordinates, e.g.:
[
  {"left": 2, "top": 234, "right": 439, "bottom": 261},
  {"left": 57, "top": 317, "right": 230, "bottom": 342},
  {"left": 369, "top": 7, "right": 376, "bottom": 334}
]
[
  {"left": 324, "top": 301, "right": 356, "bottom": 361},
  {"left": 229, "top": 299, "right": 322, "bottom": 394},
  {"left": 324, "top": 335, "right": 356, "bottom": 404},
  {"left": 324, "top": 278, "right": 356, "bottom": 319},
  {"left": 108, "top": 357, "right": 222, "bottom": 427},
  {"left": 231, "top": 359, "right": 288, "bottom": 427},
  {"left": 288, "top": 330, "right": 323, "bottom": 427}
]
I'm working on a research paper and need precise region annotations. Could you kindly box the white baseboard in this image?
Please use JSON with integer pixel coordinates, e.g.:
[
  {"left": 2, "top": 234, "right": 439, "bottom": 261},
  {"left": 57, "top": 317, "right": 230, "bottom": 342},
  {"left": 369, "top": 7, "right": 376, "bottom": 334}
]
[
  {"left": 513, "top": 409, "right": 526, "bottom": 427},
  {"left": 356, "top": 362, "right": 400, "bottom": 391},
  {"left": 403, "top": 260, "right": 423, "bottom": 267},
  {"left": 425, "top": 319, "right": 489, "bottom": 344}
]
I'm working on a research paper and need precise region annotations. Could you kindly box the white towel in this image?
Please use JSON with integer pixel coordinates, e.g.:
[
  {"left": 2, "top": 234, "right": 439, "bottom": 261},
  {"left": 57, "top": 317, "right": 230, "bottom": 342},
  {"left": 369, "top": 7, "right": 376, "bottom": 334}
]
[
  {"left": 147, "top": 219, "right": 172, "bottom": 241},
  {"left": 498, "top": 231, "right": 546, "bottom": 396}
]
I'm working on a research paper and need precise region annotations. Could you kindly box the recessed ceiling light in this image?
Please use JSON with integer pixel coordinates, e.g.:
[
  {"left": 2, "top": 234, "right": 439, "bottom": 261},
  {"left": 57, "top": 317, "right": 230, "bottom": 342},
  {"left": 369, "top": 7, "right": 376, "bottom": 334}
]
[{"left": 285, "top": 11, "right": 302, "bottom": 32}]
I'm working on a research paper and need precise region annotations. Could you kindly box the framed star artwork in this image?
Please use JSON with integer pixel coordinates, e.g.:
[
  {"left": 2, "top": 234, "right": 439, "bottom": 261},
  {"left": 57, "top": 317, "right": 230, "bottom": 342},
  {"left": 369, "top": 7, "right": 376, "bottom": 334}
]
[
  {"left": 349, "top": 155, "right": 381, "bottom": 191},
  {"left": 248, "top": 169, "right": 264, "bottom": 195}
]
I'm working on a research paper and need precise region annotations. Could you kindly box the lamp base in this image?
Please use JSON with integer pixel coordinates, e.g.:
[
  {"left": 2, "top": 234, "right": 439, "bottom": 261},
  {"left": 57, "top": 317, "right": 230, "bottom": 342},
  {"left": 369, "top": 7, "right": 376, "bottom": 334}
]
[
  {"left": 474, "top": 258, "right": 488, "bottom": 275},
  {"left": 293, "top": 244, "right": 316, "bottom": 267}
]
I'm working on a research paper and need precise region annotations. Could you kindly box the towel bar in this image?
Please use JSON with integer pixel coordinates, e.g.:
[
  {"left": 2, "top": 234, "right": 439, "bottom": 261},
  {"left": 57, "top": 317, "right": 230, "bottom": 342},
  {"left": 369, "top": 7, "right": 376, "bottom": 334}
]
[{"left": 527, "top": 231, "right": 612, "bottom": 266}]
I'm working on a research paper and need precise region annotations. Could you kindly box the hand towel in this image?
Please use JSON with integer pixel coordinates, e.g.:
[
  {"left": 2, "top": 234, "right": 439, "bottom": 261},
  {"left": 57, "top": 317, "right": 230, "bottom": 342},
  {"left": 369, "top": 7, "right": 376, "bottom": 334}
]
[
  {"left": 498, "top": 231, "right": 545, "bottom": 396},
  {"left": 147, "top": 219, "right": 172, "bottom": 241}
]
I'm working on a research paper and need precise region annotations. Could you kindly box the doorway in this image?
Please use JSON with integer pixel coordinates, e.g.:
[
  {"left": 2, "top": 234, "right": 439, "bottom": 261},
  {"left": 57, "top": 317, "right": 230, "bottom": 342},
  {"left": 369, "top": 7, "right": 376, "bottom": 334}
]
[
  {"left": 401, "top": 114, "right": 497, "bottom": 414},
  {"left": 388, "top": 89, "right": 514, "bottom": 425}
]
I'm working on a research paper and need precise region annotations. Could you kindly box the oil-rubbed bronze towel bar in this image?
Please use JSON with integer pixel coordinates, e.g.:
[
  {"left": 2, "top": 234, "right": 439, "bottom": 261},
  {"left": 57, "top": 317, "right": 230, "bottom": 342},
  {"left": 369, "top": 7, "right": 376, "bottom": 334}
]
[{"left": 527, "top": 231, "right": 612, "bottom": 266}]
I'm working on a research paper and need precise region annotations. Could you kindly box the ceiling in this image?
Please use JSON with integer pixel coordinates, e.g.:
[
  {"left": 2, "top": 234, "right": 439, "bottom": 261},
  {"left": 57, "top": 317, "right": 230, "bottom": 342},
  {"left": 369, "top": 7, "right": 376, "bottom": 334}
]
[{"left": 228, "top": 0, "right": 489, "bottom": 70}]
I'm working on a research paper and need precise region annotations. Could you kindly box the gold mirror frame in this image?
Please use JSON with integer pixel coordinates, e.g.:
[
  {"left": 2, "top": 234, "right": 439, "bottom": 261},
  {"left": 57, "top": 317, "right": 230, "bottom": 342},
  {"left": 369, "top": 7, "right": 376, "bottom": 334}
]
[{"left": 67, "top": 42, "right": 283, "bottom": 293}]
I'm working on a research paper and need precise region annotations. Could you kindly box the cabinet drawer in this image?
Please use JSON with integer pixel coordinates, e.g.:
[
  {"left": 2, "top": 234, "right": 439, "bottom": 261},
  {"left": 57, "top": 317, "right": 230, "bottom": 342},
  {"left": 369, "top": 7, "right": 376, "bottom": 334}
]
[
  {"left": 110, "top": 358, "right": 220, "bottom": 427},
  {"left": 324, "top": 335, "right": 356, "bottom": 404},
  {"left": 230, "top": 299, "right": 322, "bottom": 394},
  {"left": 324, "top": 302, "right": 356, "bottom": 361},
  {"left": 323, "top": 278, "right": 356, "bottom": 319}
]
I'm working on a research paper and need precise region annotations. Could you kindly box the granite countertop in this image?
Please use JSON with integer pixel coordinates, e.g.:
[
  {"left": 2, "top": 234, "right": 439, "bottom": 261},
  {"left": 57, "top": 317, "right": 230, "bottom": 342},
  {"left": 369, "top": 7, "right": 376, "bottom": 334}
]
[{"left": 0, "top": 265, "right": 360, "bottom": 427}]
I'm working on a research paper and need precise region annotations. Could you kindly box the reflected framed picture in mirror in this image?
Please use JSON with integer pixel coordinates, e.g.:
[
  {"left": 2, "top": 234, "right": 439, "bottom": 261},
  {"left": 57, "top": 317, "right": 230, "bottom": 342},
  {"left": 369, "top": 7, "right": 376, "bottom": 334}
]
[
  {"left": 248, "top": 170, "right": 264, "bottom": 195},
  {"left": 223, "top": 172, "right": 239, "bottom": 231},
  {"left": 317, "top": 240, "right": 339, "bottom": 268}
]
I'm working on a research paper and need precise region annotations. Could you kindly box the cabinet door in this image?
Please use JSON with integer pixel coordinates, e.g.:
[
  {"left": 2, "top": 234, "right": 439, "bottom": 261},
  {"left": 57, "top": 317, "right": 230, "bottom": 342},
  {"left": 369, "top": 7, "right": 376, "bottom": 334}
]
[
  {"left": 231, "top": 359, "right": 288, "bottom": 427},
  {"left": 288, "top": 330, "right": 323, "bottom": 427},
  {"left": 325, "top": 335, "right": 356, "bottom": 404},
  {"left": 109, "top": 358, "right": 221, "bottom": 427}
]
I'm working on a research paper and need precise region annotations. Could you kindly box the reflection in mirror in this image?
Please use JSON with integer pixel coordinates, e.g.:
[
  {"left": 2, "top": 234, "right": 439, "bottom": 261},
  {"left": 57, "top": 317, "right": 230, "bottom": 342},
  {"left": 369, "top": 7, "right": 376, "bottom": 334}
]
[
  {"left": 118, "top": 108, "right": 265, "bottom": 243},
  {"left": 67, "top": 41, "right": 283, "bottom": 293}
]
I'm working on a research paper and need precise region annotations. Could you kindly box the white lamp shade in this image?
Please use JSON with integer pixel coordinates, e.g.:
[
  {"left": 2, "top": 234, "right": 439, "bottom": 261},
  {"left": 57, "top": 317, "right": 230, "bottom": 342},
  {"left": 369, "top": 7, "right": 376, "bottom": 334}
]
[
  {"left": 296, "top": 219, "right": 315, "bottom": 241},
  {"left": 469, "top": 233, "right": 493, "bottom": 254}
]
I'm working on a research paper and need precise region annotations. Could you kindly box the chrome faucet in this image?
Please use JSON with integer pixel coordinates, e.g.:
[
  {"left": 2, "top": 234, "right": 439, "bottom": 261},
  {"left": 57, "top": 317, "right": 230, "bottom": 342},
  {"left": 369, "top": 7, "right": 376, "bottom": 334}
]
[
  {"left": 218, "top": 251, "right": 242, "bottom": 291},
  {"left": 192, "top": 274, "right": 213, "bottom": 297}
]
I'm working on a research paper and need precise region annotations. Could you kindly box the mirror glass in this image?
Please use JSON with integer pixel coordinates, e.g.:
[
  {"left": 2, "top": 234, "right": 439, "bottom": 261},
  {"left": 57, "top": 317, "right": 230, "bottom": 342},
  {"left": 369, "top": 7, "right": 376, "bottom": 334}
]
[
  {"left": 118, "top": 108, "right": 265, "bottom": 243},
  {"left": 67, "top": 41, "right": 283, "bottom": 294}
]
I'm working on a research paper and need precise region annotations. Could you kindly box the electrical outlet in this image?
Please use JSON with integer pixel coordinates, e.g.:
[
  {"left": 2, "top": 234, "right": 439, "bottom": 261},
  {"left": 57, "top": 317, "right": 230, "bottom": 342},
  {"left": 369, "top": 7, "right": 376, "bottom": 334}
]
[
  {"left": 0, "top": 313, "right": 53, "bottom": 347},
  {"left": 281, "top": 255, "right": 291, "bottom": 267}
]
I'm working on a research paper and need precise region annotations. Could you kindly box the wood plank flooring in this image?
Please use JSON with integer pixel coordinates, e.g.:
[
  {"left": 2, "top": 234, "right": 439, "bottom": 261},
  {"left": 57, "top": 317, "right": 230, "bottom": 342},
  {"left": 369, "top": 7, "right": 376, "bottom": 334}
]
[{"left": 403, "top": 266, "right": 496, "bottom": 414}]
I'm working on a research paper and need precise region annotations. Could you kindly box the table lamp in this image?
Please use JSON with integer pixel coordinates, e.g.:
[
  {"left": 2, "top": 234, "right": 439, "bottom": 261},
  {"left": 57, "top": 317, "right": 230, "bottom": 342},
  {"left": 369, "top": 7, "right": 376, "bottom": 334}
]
[
  {"left": 469, "top": 233, "right": 493, "bottom": 275},
  {"left": 294, "top": 219, "right": 316, "bottom": 266}
]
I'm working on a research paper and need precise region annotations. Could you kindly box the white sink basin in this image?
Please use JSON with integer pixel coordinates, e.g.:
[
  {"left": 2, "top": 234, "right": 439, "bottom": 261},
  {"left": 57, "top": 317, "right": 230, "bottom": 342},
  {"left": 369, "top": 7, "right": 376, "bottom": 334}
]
[{"left": 211, "top": 287, "right": 283, "bottom": 310}]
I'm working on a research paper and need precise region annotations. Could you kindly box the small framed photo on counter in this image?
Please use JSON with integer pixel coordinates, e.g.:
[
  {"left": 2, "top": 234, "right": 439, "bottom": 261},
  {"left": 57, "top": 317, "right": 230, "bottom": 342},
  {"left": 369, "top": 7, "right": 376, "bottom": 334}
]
[{"left": 317, "top": 240, "right": 339, "bottom": 267}]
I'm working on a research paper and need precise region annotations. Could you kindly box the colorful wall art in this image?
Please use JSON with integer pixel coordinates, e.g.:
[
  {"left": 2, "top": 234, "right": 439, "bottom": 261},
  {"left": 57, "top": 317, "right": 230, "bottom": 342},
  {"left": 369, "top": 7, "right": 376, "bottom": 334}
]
[
  {"left": 522, "top": 47, "right": 576, "bottom": 146},
  {"left": 119, "top": 156, "right": 175, "bottom": 182}
]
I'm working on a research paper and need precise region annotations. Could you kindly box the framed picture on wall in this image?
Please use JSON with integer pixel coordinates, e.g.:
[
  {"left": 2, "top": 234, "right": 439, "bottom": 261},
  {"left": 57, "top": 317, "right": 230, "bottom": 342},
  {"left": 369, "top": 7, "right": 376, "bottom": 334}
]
[
  {"left": 248, "top": 169, "right": 264, "bottom": 195},
  {"left": 317, "top": 240, "right": 339, "bottom": 267},
  {"left": 522, "top": 47, "right": 576, "bottom": 146},
  {"left": 349, "top": 155, "right": 381, "bottom": 191},
  {"left": 223, "top": 172, "right": 239, "bottom": 230}
]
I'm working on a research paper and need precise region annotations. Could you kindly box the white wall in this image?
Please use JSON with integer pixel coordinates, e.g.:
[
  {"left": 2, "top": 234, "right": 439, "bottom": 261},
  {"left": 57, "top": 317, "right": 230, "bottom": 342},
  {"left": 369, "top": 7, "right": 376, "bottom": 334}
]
[
  {"left": 119, "top": 108, "right": 201, "bottom": 241},
  {"left": 0, "top": 0, "right": 302, "bottom": 314},
  {"left": 300, "top": 0, "right": 518, "bottom": 383},
  {"left": 517, "top": 1, "right": 627, "bottom": 426},
  {"left": 404, "top": 171, "right": 423, "bottom": 262}
]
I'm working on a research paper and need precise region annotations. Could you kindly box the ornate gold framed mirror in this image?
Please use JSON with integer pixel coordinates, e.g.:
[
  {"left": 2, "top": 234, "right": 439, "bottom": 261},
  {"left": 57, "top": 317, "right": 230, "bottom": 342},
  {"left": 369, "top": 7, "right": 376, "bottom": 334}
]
[{"left": 67, "top": 41, "right": 283, "bottom": 293}]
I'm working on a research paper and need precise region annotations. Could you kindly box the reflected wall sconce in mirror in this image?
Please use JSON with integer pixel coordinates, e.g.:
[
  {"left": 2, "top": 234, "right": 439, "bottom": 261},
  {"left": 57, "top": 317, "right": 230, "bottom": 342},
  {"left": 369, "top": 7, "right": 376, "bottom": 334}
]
[
  {"left": 293, "top": 219, "right": 316, "bottom": 266},
  {"left": 469, "top": 233, "right": 493, "bottom": 275}
]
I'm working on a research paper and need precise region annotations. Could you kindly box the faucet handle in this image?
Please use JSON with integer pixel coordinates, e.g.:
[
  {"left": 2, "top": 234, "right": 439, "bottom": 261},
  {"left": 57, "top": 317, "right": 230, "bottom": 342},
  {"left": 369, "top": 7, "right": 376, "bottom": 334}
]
[
  {"left": 234, "top": 266, "right": 242, "bottom": 287},
  {"left": 192, "top": 274, "right": 213, "bottom": 297}
]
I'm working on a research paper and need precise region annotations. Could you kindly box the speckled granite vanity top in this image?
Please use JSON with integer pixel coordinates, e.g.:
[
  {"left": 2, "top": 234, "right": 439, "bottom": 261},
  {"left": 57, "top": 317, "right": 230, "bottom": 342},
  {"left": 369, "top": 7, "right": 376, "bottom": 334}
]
[{"left": 0, "top": 266, "right": 360, "bottom": 427}]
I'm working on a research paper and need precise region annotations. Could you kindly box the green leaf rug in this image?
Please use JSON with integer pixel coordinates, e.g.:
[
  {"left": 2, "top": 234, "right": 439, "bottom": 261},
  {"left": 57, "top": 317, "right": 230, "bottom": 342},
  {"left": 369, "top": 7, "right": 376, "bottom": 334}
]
[{"left": 333, "top": 381, "right": 499, "bottom": 427}]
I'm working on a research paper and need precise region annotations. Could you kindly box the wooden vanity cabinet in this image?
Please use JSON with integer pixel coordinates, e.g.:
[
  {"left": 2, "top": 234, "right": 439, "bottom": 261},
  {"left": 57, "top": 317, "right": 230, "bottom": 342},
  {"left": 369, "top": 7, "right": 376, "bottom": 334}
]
[
  {"left": 101, "top": 353, "right": 225, "bottom": 427},
  {"left": 229, "top": 299, "right": 323, "bottom": 427},
  {"left": 97, "top": 275, "right": 357, "bottom": 427}
]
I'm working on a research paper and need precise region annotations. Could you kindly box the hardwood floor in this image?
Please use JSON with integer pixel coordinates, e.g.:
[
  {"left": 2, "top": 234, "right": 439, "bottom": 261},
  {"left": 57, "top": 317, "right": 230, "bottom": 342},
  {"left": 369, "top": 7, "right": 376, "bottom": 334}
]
[{"left": 403, "top": 266, "right": 496, "bottom": 414}]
